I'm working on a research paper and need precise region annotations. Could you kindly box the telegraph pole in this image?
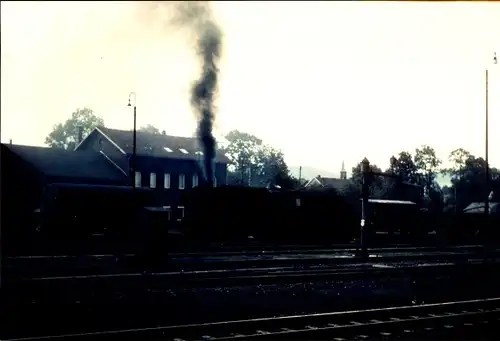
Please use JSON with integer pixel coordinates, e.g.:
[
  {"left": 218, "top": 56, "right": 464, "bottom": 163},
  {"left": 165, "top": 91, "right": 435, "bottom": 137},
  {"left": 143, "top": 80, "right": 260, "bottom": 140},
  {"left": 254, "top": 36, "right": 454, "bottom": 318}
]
[{"left": 485, "top": 52, "right": 497, "bottom": 218}]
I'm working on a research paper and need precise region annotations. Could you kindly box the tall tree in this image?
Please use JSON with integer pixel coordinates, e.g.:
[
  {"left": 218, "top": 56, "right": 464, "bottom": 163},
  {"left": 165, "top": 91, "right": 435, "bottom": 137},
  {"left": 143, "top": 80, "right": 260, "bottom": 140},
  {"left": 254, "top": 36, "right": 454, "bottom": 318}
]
[
  {"left": 450, "top": 155, "right": 500, "bottom": 211},
  {"left": 414, "top": 145, "right": 442, "bottom": 190},
  {"left": 255, "top": 145, "right": 291, "bottom": 187},
  {"left": 220, "top": 130, "right": 293, "bottom": 187},
  {"left": 448, "top": 148, "right": 471, "bottom": 173},
  {"left": 384, "top": 151, "right": 422, "bottom": 201},
  {"left": 441, "top": 148, "right": 471, "bottom": 212},
  {"left": 414, "top": 145, "right": 443, "bottom": 211},
  {"left": 45, "top": 108, "right": 104, "bottom": 150},
  {"left": 221, "top": 130, "right": 262, "bottom": 181},
  {"left": 139, "top": 124, "right": 161, "bottom": 135},
  {"left": 388, "top": 151, "right": 419, "bottom": 184},
  {"left": 442, "top": 148, "right": 471, "bottom": 179},
  {"left": 350, "top": 162, "right": 386, "bottom": 198}
]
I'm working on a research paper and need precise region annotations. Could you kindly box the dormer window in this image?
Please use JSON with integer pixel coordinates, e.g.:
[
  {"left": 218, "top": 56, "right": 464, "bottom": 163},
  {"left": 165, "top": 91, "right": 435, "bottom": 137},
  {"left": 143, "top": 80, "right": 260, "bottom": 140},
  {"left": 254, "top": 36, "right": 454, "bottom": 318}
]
[
  {"left": 164, "top": 147, "right": 173, "bottom": 153},
  {"left": 179, "top": 148, "right": 189, "bottom": 154}
]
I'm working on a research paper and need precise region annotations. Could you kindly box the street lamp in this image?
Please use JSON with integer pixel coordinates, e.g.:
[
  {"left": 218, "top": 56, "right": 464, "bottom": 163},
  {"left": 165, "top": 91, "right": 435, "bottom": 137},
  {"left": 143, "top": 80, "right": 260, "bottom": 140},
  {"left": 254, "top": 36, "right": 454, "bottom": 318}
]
[
  {"left": 128, "top": 92, "right": 137, "bottom": 189},
  {"left": 485, "top": 52, "right": 497, "bottom": 216}
]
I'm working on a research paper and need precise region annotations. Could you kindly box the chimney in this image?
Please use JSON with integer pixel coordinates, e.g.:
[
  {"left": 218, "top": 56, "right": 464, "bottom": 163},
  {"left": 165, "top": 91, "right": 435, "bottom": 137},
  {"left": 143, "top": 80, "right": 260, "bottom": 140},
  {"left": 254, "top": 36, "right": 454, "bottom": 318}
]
[
  {"left": 162, "top": 130, "right": 166, "bottom": 135},
  {"left": 9, "top": 139, "right": 12, "bottom": 145},
  {"left": 77, "top": 126, "right": 84, "bottom": 144}
]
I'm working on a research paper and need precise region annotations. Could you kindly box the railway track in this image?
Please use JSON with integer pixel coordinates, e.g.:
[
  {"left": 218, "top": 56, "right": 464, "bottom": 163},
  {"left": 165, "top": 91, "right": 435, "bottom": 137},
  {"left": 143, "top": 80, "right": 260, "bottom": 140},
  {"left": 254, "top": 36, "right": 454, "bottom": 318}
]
[
  {"left": 6, "top": 247, "right": 499, "bottom": 279},
  {"left": 7, "top": 260, "right": 499, "bottom": 304},
  {"left": 7, "top": 297, "right": 499, "bottom": 340},
  {"left": 7, "top": 244, "right": 490, "bottom": 259}
]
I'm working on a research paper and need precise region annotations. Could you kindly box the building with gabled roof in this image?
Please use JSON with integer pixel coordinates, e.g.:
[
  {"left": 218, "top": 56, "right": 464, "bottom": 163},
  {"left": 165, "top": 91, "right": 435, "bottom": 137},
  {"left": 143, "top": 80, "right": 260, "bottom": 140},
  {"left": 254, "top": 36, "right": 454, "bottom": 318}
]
[
  {"left": 86, "top": 127, "right": 231, "bottom": 163},
  {"left": 75, "top": 126, "right": 230, "bottom": 209},
  {"left": 1, "top": 142, "right": 130, "bottom": 254},
  {"left": 304, "top": 162, "right": 352, "bottom": 192},
  {"left": 4, "top": 143, "right": 129, "bottom": 185}
]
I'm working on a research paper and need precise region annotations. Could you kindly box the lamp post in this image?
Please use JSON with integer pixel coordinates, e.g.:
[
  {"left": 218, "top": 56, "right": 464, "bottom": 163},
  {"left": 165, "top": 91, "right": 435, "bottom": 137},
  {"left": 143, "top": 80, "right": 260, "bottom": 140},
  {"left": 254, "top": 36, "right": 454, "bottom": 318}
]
[
  {"left": 128, "top": 92, "right": 137, "bottom": 189},
  {"left": 485, "top": 53, "right": 497, "bottom": 217}
]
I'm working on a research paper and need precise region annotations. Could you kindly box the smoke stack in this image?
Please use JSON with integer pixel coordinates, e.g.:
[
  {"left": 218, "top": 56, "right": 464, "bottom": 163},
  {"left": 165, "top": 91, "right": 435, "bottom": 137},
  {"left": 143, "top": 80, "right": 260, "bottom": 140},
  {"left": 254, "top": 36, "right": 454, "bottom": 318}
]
[
  {"left": 162, "top": 130, "right": 166, "bottom": 135},
  {"left": 77, "top": 126, "right": 84, "bottom": 145},
  {"left": 9, "top": 139, "right": 12, "bottom": 145}
]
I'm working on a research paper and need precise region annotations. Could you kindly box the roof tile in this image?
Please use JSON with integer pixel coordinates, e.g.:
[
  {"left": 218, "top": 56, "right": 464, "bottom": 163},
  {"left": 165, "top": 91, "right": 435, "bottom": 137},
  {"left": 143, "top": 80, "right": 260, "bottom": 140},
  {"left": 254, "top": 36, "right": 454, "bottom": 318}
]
[
  {"left": 5, "top": 144, "right": 128, "bottom": 183},
  {"left": 98, "top": 127, "right": 230, "bottom": 163}
]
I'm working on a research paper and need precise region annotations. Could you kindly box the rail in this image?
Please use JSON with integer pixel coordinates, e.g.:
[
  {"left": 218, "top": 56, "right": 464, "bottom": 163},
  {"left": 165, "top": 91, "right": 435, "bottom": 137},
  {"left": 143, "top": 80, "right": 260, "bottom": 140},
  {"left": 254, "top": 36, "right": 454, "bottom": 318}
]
[
  {"left": 6, "top": 244, "right": 490, "bottom": 260},
  {"left": 8, "top": 260, "right": 499, "bottom": 293},
  {"left": 5, "top": 248, "right": 500, "bottom": 281},
  {"left": 7, "top": 297, "right": 500, "bottom": 341}
]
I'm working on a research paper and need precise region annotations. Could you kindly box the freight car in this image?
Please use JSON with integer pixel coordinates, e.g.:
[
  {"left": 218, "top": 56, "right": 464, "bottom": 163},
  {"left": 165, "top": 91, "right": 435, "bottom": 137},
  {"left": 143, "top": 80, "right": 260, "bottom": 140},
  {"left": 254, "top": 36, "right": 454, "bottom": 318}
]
[
  {"left": 176, "top": 187, "right": 498, "bottom": 248},
  {"left": 181, "top": 186, "right": 276, "bottom": 244},
  {"left": 289, "top": 189, "right": 358, "bottom": 243},
  {"left": 360, "top": 199, "right": 429, "bottom": 245},
  {"left": 179, "top": 186, "right": 358, "bottom": 245},
  {"left": 31, "top": 183, "right": 158, "bottom": 255}
]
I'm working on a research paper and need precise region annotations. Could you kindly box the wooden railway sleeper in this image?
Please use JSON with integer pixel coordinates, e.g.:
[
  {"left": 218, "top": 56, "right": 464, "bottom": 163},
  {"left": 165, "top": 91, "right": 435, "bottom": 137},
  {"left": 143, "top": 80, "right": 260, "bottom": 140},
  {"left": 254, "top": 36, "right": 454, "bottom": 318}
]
[
  {"left": 6, "top": 298, "right": 499, "bottom": 341},
  {"left": 177, "top": 307, "right": 500, "bottom": 340}
]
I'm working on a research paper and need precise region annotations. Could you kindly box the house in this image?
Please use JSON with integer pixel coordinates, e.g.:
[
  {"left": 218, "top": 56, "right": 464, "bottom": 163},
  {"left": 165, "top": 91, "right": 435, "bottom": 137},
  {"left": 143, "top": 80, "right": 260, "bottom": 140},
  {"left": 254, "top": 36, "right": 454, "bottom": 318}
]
[
  {"left": 304, "top": 162, "right": 351, "bottom": 192},
  {"left": 75, "top": 127, "right": 231, "bottom": 210},
  {"left": 1, "top": 143, "right": 130, "bottom": 254},
  {"left": 463, "top": 202, "right": 499, "bottom": 215}
]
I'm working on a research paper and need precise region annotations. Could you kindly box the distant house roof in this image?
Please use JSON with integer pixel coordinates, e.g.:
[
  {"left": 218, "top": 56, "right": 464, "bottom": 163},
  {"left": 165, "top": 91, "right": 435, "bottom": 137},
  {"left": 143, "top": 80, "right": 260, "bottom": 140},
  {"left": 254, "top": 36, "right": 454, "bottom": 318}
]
[
  {"left": 5, "top": 144, "right": 128, "bottom": 184},
  {"left": 91, "top": 127, "right": 231, "bottom": 164},
  {"left": 304, "top": 176, "right": 352, "bottom": 191},
  {"left": 365, "top": 199, "right": 416, "bottom": 205},
  {"left": 463, "top": 202, "right": 499, "bottom": 214}
]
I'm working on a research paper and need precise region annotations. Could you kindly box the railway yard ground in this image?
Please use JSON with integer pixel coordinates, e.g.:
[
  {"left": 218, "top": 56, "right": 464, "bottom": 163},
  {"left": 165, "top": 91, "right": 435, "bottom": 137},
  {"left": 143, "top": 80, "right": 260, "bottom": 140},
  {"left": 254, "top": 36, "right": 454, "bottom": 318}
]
[
  {"left": 2, "top": 245, "right": 500, "bottom": 340},
  {"left": 4, "top": 244, "right": 497, "bottom": 277}
]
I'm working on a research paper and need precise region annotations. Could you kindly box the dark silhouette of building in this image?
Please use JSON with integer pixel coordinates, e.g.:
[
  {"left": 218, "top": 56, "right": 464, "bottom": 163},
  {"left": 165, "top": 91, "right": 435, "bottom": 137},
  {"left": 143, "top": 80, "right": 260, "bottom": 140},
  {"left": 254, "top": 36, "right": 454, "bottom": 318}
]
[
  {"left": 304, "top": 162, "right": 352, "bottom": 192},
  {"left": 1, "top": 143, "right": 130, "bottom": 254},
  {"left": 74, "top": 127, "right": 230, "bottom": 211}
]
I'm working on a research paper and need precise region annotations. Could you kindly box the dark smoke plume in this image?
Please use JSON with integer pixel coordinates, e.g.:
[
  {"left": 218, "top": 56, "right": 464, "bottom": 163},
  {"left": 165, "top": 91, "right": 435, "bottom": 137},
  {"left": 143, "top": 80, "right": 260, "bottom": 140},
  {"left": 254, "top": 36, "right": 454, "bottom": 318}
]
[{"left": 171, "top": 1, "right": 222, "bottom": 187}]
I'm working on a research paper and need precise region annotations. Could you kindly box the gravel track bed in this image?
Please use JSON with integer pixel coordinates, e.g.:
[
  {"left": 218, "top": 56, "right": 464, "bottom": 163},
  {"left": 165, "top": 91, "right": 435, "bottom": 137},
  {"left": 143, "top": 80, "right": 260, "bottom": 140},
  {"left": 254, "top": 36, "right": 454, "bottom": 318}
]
[{"left": 4, "top": 265, "right": 500, "bottom": 339}]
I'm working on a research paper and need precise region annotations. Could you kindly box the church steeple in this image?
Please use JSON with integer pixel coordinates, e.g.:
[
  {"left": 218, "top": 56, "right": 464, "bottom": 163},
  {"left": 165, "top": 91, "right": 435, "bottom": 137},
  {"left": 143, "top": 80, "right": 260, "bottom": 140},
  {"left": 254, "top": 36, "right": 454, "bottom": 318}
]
[{"left": 340, "top": 161, "right": 347, "bottom": 180}]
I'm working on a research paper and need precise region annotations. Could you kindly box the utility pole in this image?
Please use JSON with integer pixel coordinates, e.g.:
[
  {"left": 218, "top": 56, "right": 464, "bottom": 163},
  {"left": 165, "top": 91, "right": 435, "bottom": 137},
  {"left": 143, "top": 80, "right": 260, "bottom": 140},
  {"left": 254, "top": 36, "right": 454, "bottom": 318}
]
[{"left": 485, "top": 52, "right": 497, "bottom": 217}]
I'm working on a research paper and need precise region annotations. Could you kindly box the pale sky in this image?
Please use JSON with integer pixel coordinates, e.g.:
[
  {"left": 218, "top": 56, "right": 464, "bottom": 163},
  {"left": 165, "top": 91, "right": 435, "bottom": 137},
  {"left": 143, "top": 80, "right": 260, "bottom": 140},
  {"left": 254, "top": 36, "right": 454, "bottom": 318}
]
[{"left": 1, "top": 1, "right": 499, "bottom": 175}]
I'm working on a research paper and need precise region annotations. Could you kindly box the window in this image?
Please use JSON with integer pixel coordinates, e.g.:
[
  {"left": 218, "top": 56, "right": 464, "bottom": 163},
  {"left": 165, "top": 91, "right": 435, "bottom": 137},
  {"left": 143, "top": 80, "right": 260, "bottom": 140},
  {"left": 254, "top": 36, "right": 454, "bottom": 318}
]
[
  {"left": 179, "top": 174, "right": 185, "bottom": 189},
  {"left": 179, "top": 148, "right": 189, "bottom": 154},
  {"left": 192, "top": 174, "right": 199, "bottom": 188},
  {"left": 135, "top": 171, "right": 142, "bottom": 187},
  {"left": 150, "top": 173, "right": 156, "bottom": 188},
  {"left": 164, "top": 173, "right": 171, "bottom": 189},
  {"left": 213, "top": 176, "right": 217, "bottom": 187}
]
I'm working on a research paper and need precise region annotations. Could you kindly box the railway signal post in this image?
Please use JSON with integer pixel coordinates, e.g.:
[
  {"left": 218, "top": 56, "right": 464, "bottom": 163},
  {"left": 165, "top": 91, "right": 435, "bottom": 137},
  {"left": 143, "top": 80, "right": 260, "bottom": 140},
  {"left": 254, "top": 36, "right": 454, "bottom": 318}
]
[{"left": 360, "top": 158, "right": 370, "bottom": 257}]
